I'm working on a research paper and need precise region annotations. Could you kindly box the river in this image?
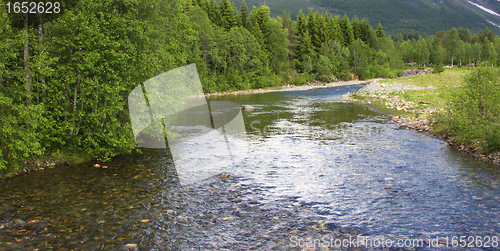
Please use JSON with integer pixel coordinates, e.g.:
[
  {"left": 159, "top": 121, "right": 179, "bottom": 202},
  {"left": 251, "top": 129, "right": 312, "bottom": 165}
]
[{"left": 1, "top": 85, "right": 499, "bottom": 250}]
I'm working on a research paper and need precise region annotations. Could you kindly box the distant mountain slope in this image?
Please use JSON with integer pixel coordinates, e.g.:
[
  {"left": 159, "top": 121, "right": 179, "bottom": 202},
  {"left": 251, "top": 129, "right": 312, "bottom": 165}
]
[{"left": 239, "top": 0, "right": 500, "bottom": 35}]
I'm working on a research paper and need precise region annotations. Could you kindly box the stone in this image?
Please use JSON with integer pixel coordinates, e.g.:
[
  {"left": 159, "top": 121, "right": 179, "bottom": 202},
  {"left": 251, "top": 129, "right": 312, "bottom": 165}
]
[{"left": 242, "top": 105, "right": 254, "bottom": 110}]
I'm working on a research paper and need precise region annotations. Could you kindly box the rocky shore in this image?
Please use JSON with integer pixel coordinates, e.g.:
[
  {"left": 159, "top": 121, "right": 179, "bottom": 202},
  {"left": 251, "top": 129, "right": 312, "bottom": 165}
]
[
  {"left": 342, "top": 81, "right": 500, "bottom": 167},
  {"left": 206, "top": 79, "right": 372, "bottom": 98}
]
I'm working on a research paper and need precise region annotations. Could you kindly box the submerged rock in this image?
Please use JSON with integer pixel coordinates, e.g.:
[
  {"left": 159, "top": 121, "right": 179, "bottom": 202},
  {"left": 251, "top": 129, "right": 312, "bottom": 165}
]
[{"left": 242, "top": 105, "right": 254, "bottom": 110}]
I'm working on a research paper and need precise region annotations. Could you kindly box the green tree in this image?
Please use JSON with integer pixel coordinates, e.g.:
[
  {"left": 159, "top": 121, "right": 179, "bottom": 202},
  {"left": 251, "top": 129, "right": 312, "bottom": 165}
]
[
  {"left": 296, "top": 9, "right": 306, "bottom": 38},
  {"left": 315, "top": 55, "right": 333, "bottom": 81},
  {"left": 458, "top": 28, "right": 471, "bottom": 43},
  {"left": 239, "top": 0, "right": 249, "bottom": 29},
  {"left": 376, "top": 23, "right": 385, "bottom": 38},
  {"left": 266, "top": 19, "right": 289, "bottom": 73},
  {"left": 299, "top": 31, "right": 316, "bottom": 59},
  {"left": 251, "top": 4, "right": 271, "bottom": 40},
  {"left": 350, "top": 39, "right": 371, "bottom": 79},
  {"left": 479, "top": 28, "right": 495, "bottom": 45},
  {"left": 280, "top": 10, "right": 300, "bottom": 59},
  {"left": 415, "top": 38, "right": 430, "bottom": 67},
  {"left": 482, "top": 38, "right": 497, "bottom": 67},
  {"left": 336, "top": 47, "right": 352, "bottom": 80},
  {"left": 207, "top": 0, "right": 222, "bottom": 26},
  {"left": 327, "top": 16, "right": 343, "bottom": 45},
  {"left": 339, "top": 14, "right": 354, "bottom": 47},
  {"left": 219, "top": 0, "right": 238, "bottom": 31},
  {"left": 301, "top": 54, "right": 313, "bottom": 74},
  {"left": 443, "top": 28, "right": 460, "bottom": 67},
  {"left": 448, "top": 68, "right": 500, "bottom": 153}
]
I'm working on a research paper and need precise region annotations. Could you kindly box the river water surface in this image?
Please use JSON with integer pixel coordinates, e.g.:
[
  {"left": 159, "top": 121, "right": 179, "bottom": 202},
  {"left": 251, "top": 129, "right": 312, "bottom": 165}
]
[{"left": 1, "top": 85, "right": 500, "bottom": 250}]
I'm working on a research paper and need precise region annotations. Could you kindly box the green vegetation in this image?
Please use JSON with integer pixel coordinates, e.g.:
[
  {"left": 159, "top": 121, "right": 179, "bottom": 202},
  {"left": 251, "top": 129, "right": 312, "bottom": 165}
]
[
  {"left": 349, "top": 67, "right": 500, "bottom": 156},
  {"left": 1, "top": 0, "right": 500, "bottom": 176},
  {"left": 380, "top": 67, "right": 470, "bottom": 88},
  {"left": 445, "top": 68, "right": 500, "bottom": 154}
]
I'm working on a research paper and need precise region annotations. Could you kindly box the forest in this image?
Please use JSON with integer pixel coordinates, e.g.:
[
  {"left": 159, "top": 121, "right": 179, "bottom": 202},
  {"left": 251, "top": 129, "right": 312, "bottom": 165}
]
[{"left": 1, "top": 0, "right": 500, "bottom": 175}]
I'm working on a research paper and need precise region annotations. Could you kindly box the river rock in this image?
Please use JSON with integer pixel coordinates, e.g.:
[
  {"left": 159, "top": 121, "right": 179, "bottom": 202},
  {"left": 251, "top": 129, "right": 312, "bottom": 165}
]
[{"left": 242, "top": 105, "right": 254, "bottom": 110}]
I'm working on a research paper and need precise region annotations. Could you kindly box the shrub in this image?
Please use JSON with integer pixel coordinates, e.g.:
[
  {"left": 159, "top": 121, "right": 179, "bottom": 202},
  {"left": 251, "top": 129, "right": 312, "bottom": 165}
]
[
  {"left": 433, "top": 63, "right": 445, "bottom": 74},
  {"left": 446, "top": 67, "right": 500, "bottom": 153},
  {"left": 289, "top": 73, "right": 314, "bottom": 86}
]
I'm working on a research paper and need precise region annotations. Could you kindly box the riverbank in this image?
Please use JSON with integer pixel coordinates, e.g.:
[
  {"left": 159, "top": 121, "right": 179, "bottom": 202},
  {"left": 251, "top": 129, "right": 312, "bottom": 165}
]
[
  {"left": 341, "top": 67, "right": 500, "bottom": 166},
  {"left": 205, "top": 79, "right": 374, "bottom": 97}
]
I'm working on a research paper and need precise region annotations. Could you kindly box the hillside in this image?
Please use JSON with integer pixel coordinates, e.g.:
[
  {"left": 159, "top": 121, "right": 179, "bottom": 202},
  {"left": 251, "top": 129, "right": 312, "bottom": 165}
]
[{"left": 238, "top": 0, "right": 500, "bottom": 35}]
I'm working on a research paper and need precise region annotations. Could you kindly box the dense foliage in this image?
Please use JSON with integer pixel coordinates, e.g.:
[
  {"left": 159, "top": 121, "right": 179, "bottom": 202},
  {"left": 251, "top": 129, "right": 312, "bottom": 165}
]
[
  {"left": 446, "top": 68, "right": 500, "bottom": 154},
  {"left": 0, "top": 0, "right": 499, "bottom": 174}
]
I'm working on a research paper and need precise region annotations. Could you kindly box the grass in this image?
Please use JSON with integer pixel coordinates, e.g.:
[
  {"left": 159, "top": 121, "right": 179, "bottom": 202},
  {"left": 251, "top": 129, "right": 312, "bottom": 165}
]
[
  {"left": 380, "top": 67, "right": 472, "bottom": 88},
  {"left": 348, "top": 67, "right": 471, "bottom": 122}
]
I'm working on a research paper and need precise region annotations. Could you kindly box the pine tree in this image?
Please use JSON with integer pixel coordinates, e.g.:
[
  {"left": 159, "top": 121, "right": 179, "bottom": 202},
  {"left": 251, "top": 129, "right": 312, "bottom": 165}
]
[
  {"left": 458, "top": 28, "right": 471, "bottom": 43},
  {"left": 299, "top": 31, "right": 316, "bottom": 59},
  {"left": 219, "top": 0, "right": 238, "bottom": 31},
  {"left": 479, "top": 28, "right": 495, "bottom": 44},
  {"left": 360, "top": 18, "right": 376, "bottom": 48},
  {"left": 252, "top": 5, "right": 271, "bottom": 40},
  {"left": 239, "top": 0, "right": 249, "bottom": 29},
  {"left": 329, "top": 16, "right": 343, "bottom": 45},
  {"left": 280, "top": 10, "right": 300, "bottom": 59},
  {"left": 306, "top": 11, "right": 321, "bottom": 49},
  {"left": 296, "top": 9, "right": 306, "bottom": 38},
  {"left": 351, "top": 16, "right": 361, "bottom": 41},
  {"left": 339, "top": 14, "right": 354, "bottom": 47},
  {"left": 376, "top": 23, "right": 385, "bottom": 38}
]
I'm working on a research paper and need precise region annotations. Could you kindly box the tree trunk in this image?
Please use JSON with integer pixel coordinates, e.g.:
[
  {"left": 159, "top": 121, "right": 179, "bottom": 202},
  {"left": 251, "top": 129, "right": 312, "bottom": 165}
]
[
  {"left": 23, "top": 7, "right": 31, "bottom": 107},
  {"left": 69, "top": 78, "right": 80, "bottom": 136},
  {"left": 38, "top": 14, "right": 46, "bottom": 105}
]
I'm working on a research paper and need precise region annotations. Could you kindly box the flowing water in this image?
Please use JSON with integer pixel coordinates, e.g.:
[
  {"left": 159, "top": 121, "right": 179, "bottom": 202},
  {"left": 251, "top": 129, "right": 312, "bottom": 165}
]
[{"left": 1, "top": 85, "right": 499, "bottom": 250}]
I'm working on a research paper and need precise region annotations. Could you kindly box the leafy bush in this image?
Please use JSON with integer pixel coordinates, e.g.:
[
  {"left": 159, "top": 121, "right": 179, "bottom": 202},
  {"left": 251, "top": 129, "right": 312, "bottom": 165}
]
[
  {"left": 446, "top": 68, "right": 500, "bottom": 153},
  {"left": 0, "top": 94, "right": 48, "bottom": 171},
  {"left": 301, "top": 55, "right": 313, "bottom": 74},
  {"left": 433, "top": 63, "right": 445, "bottom": 74},
  {"left": 289, "top": 73, "right": 315, "bottom": 85}
]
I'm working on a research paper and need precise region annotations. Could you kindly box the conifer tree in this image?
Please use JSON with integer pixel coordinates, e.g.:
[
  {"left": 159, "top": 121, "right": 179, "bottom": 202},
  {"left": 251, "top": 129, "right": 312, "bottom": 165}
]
[
  {"left": 207, "top": 0, "right": 222, "bottom": 26},
  {"left": 351, "top": 16, "right": 362, "bottom": 41},
  {"left": 239, "top": 0, "right": 249, "bottom": 29},
  {"left": 376, "top": 23, "right": 385, "bottom": 38},
  {"left": 219, "top": 0, "right": 238, "bottom": 31},
  {"left": 329, "top": 16, "right": 343, "bottom": 45},
  {"left": 458, "top": 28, "right": 471, "bottom": 43},
  {"left": 359, "top": 18, "right": 376, "bottom": 48},
  {"left": 299, "top": 31, "right": 316, "bottom": 59},
  {"left": 296, "top": 9, "right": 306, "bottom": 38},
  {"left": 252, "top": 5, "right": 271, "bottom": 40},
  {"left": 280, "top": 10, "right": 300, "bottom": 59},
  {"left": 340, "top": 14, "right": 354, "bottom": 47}
]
